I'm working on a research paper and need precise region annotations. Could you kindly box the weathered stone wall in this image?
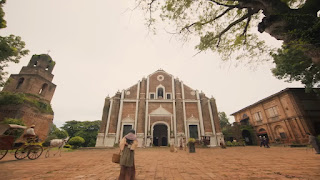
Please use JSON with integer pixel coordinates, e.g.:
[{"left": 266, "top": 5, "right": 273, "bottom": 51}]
[
  {"left": 200, "top": 96, "right": 213, "bottom": 133},
  {"left": 0, "top": 104, "right": 53, "bottom": 141},
  {"left": 98, "top": 98, "right": 110, "bottom": 133}
]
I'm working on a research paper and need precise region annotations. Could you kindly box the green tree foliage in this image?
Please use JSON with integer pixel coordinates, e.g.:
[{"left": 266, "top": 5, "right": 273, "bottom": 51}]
[
  {"left": 137, "top": 0, "right": 320, "bottom": 87},
  {"left": 1, "top": 118, "right": 25, "bottom": 140},
  {"left": 0, "top": 0, "right": 29, "bottom": 87},
  {"left": 218, "top": 112, "right": 230, "bottom": 129},
  {"left": 0, "top": 92, "right": 53, "bottom": 114},
  {"left": 49, "top": 123, "right": 68, "bottom": 139},
  {"left": 271, "top": 45, "right": 320, "bottom": 90},
  {"left": 60, "top": 120, "right": 101, "bottom": 147},
  {"left": 68, "top": 136, "right": 85, "bottom": 149}
]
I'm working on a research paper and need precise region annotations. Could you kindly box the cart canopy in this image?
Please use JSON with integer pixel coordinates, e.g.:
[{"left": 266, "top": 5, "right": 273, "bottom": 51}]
[{"left": 0, "top": 124, "right": 27, "bottom": 135}]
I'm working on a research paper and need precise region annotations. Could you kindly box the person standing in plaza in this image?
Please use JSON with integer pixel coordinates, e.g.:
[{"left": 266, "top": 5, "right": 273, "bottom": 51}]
[
  {"left": 259, "top": 136, "right": 265, "bottom": 147},
  {"left": 119, "top": 129, "right": 138, "bottom": 180},
  {"left": 265, "top": 137, "right": 270, "bottom": 148},
  {"left": 307, "top": 133, "right": 320, "bottom": 154}
]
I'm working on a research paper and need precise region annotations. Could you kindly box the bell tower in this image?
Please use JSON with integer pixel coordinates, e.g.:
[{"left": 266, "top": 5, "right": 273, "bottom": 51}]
[
  {"left": 0, "top": 54, "right": 57, "bottom": 141},
  {"left": 2, "top": 54, "right": 56, "bottom": 103}
]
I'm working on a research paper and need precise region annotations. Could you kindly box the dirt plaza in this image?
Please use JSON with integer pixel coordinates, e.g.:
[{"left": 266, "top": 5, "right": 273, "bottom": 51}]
[{"left": 0, "top": 146, "right": 319, "bottom": 180}]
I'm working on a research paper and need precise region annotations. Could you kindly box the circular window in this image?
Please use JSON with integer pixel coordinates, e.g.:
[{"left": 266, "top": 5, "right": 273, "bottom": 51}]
[
  {"left": 157, "top": 75, "right": 164, "bottom": 81},
  {"left": 190, "top": 91, "right": 196, "bottom": 96},
  {"left": 126, "top": 91, "right": 130, "bottom": 95}
]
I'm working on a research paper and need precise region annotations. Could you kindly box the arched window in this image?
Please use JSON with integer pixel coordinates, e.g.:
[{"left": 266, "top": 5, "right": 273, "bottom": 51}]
[
  {"left": 16, "top": 78, "right": 24, "bottom": 89},
  {"left": 39, "top": 83, "right": 48, "bottom": 95},
  {"left": 157, "top": 88, "right": 164, "bottom": 99},
  {"left": 33, "top": 60, "right": 38, "bottom": 67},
  {"left": 275, "top": 125, "right": 286, "bottom": 139}
]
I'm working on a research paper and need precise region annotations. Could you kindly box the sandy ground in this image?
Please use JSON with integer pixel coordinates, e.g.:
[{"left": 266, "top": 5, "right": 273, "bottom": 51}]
[{"left": 0, "top": 146, "right": 319, "bottom": 180}]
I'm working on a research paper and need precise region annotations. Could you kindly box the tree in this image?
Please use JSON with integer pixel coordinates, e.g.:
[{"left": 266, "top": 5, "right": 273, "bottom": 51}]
[
  {"left": 60, "top": 120, "right": 101, "bottom": 147},
  {"left": 48, "top": 123, "right": 68, "bottom": 139},
  {"left": 68, "top": 136, "right": 85, "bottom": 149},
  {"left": 271, "top": 45, "right": 320, "bottom": 89},
  {"left": 218, "top": 112, "right": 230, "bottom": 129},
  {"left": 0, "top": 0, "right": 29, "bottom": 87},
  {"left": 137, "top": 0, "right": 320, "bottom": 87}
]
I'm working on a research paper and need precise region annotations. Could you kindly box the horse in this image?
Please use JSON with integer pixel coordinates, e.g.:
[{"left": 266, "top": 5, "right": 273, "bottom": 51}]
[{"left": 45, "top": 136, "right": 70, "bottom": 158}]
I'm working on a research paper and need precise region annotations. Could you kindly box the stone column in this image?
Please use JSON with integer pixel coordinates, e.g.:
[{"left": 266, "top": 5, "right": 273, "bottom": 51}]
[
  {"left": 196, "top": 91, "right": 205, "bottom": 136},
  {"left": 115, "top": 90, "right": 125, "bottom": 143}
]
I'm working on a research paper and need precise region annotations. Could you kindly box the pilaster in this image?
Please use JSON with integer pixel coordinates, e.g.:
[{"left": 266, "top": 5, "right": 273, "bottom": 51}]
[
  {"left": 115, "top": 90, "right": 125, "bottom": 143},
  {"left": 196, "top": 91, "right": 205, "bottom": 136}
]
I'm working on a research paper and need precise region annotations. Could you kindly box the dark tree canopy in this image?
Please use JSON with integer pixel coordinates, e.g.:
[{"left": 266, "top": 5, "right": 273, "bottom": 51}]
[
  {"left": 137, "top": 0, "right": 320, "bottom": 87},
  {"left": 60, "top": 120, "right": 101, "bottom": 147},
  {"left": 218, "top": 111, "right": 230, "bottom": 129},
  {"left": 0, "top": 0, "right": 29, "bottom": 87}
]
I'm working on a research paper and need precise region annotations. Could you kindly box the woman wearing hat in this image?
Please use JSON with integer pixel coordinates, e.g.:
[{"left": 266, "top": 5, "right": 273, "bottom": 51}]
[
  {"left": 119, "top": 129, "right": 138, "bottom": 180},
  {"left": 24, "top": 125, "right": 37, "bottom": 142}
]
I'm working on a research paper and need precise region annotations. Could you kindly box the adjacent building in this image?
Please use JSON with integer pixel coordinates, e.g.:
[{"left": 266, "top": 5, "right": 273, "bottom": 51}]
[
  {"left": 231, "top": 88, "right": 320, "bottom": 144},
  {"left": 96, "top": 69, "right": 223, "bottom": 147}
]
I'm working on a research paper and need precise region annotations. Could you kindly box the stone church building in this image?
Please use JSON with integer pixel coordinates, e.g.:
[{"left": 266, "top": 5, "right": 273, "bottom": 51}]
[{"left": 96, "top": 70, "right": 223, "bottom": 147}]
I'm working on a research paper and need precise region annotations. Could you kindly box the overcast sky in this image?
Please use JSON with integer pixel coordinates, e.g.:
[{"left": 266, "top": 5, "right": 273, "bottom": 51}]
[{"left": 2, "top": 1, "right": 304, "bottom": 128}]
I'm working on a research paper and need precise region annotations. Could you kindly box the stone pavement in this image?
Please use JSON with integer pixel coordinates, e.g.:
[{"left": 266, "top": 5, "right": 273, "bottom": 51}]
[{"left": 0, "top": 146, "right": 320, "bottom": 179}]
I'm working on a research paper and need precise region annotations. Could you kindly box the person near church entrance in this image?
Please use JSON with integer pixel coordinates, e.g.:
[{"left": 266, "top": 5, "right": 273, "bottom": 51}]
[
  {"left": 182, "top": 138, "right": 187, "bottom": 151},
  {"left": 179, "top": 138, "right": 183, "bottom": 150},
  {"left": 259, "top": 136, "right": 265, "bottom": 147},
  {"left": 264, "top": 137, "right": 270, "bottom": 148},
  {"left": 119, "top": 129, "right": 138, "bottom": 180},
  {"left": 307, "top": 133, "right": 320, "bottom": 154}
]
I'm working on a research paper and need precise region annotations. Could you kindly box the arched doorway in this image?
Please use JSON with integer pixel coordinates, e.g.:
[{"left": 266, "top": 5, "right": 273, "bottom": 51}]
[
  {"left": 258, "top": 128, "right": 268, "bottom": 138},
  {"left": 153, "top": 124, "right": 168, "bottom": 146},
  {"left": 242, "top": 130, "right": 253, "bottom": 145}
]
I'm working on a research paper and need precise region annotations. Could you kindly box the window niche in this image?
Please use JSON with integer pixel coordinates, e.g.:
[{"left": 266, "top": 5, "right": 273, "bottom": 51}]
[
  {"left": 16, "top": 78, "right": 24, "bottom": 89},
  {"left": 39, "top": 83, "right": 48, "bottom": 95}
]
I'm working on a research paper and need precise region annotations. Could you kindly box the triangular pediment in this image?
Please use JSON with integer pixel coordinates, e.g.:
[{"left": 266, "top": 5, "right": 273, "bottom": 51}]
[
  {"left": 122, "top": 115, "right": 134, "bottom": 122},
  {"left": 187, "top": 115, "right": 199, "bottom": 122},
  {"left": 150, "top": 105, "right": 171, "bottom": 115}
]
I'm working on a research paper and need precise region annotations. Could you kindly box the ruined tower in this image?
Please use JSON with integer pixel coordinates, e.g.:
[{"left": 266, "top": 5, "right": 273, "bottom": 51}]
[{"left": 0, "top": 54, "right": 57, "bottom": 140}]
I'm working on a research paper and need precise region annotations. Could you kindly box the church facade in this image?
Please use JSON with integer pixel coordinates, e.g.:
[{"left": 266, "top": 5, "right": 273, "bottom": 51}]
[{"left": 96, "top": 70, "right": 223, "bottom": 147}]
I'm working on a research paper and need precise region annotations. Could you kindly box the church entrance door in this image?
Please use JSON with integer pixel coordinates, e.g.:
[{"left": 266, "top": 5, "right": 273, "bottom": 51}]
[{"left": 153, "top": 124, "right": 168, "bottom": 146}]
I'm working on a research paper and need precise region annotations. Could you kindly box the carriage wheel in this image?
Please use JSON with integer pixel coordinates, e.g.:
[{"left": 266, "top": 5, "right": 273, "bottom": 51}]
[
  {"left": 15, "top": 146, "right": 29, "bottom": 160},
  {"left": 27, "top": 145, "right": 43, "bottom": 160},
  {"left": 0, "top": 150, "right": 8, "bottom": 160}
]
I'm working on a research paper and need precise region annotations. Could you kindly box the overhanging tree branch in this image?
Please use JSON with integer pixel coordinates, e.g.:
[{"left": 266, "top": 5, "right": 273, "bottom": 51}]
[
  {"left": 180, "top": 7, "right": 234, "bottom": 33},
  {"left": 207, "top": 0, "right": 240, "bottom": 8},
  {"left": 215, "top": 9, "right": 257, "bottom": 47}
]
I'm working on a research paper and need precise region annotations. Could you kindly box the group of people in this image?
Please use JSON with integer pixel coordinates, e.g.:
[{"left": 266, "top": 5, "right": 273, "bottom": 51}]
[{"left": 259, "top": 136, "right": 270, "bottom": 148}]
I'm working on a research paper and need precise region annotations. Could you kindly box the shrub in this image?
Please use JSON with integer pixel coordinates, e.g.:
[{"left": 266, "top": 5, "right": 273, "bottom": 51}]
[
  {"left": 68, "top": 136, "right": 85, "bottom": 149},
  {"left": 226, "top": 141, "right": 233, "bottom": 146},
  {"left": 232, "top": 141, "right": 239, "bottom": 146},
  {"left": 0, "top": 92, "right": 53, "bottom": 114},
  {"left": 64, "top": 144, "right": 72, "bottom": 148},
  {"left": 188, "top": 138, "right": 196, "bottom": 143}
]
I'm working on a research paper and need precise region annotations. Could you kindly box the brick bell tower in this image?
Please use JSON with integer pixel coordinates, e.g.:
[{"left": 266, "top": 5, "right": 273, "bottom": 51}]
[
  {"left": 0, "top": 54, "right": 57, "bottom": 140},
  {"left": 2, "top": 54, "right": 56, "bottom": 103}
]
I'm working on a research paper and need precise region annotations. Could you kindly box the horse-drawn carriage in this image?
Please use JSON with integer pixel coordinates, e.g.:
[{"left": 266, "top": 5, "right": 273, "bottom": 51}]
[{"left": 0, "top": 124, "right": 43, "bottom": 160}]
